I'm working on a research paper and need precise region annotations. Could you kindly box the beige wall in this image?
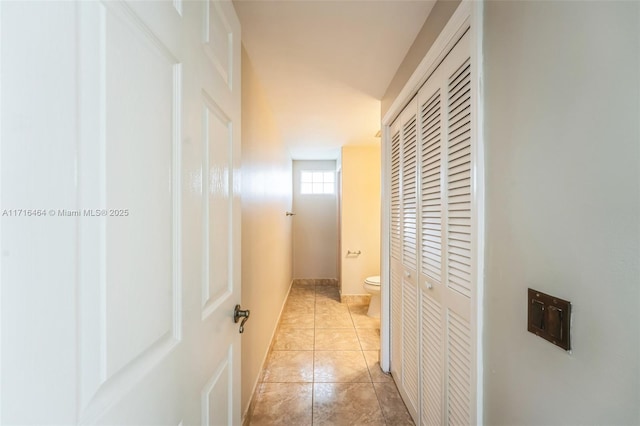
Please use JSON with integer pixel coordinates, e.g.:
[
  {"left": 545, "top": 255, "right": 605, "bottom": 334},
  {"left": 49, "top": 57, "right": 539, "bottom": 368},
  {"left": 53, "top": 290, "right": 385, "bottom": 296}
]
[
  {"left": 240, "top": 47, "right": 293, "bottom": 417},
  {"left": 482, "top": 1, "right": 640, "bottom": 424},
  {"left": 381, "top": 0, "right": 461, "bottom": 117},
  {"left": 340, "top": 145, "right": 381, "bottom": 295}
]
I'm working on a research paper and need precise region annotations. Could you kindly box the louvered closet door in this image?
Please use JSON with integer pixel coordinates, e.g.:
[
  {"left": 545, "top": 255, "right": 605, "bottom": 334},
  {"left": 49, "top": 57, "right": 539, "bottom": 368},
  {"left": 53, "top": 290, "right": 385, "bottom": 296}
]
[
  {"left": 389, "top": 29, "right": 475, "bottom": 426},
  {"left": 443, "top": 31, "right": 473, "bottom": 426},
  {"left": 418, "top": 69, "right": 446, "bottom": 426},
  {"left": 390, "top": 119, "right": 403, "bottom": 395},
  {"left": 400, "top": 99, "right": 420, "bottom": 418},
  {"left": 389, "top": 98, "right": 420, "bottom": 419},
  {"left": 418, "top": 30, "right": 474, "bottom": 426}
]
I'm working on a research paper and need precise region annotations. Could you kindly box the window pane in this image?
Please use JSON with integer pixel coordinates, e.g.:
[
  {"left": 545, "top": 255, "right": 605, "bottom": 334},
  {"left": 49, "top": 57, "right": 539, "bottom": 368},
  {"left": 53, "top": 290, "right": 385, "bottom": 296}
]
[
  {"left": 301, "top": 183, "right": 312, "bottom": 194},
  {"left": 300, "top": 170, "right": 336, "bottom": 194}
]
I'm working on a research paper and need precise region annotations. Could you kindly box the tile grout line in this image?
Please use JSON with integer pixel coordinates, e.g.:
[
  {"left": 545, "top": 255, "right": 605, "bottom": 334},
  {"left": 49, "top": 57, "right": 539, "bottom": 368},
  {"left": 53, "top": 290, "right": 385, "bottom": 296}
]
[{"left": 369, "top": 377, "right": 389, "bottom": 425}]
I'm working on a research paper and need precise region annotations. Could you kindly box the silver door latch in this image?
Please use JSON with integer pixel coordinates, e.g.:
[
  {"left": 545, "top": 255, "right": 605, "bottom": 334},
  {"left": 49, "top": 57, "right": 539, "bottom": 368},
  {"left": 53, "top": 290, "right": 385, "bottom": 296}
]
[{"left": 234, "top": 305, "right": 250, "bottom": 333}]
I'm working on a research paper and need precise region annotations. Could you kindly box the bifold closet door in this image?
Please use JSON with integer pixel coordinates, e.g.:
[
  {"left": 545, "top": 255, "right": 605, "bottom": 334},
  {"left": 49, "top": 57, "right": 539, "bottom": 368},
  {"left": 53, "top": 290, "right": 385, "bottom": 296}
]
[
  {"left": 389, "top": 29, "right": 475, "bottom": 426},
  {"left": 418, "top": 67, "right": 446, "bottom": 426},
  {"left": 390, "top": 98, "right": 421, "bottom": 419},
  {"left": 390, "top": 120, "right": 403, "bottom": 392},
  {"left": 418, "top": 30, "right": 473, "bottom": 426}
]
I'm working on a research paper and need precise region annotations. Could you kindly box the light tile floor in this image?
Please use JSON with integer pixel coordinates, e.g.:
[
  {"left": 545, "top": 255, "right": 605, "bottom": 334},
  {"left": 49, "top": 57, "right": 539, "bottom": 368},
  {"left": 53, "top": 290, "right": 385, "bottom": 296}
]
[{"left": 249, "top": 279, "right": 414, "bottom": 426}]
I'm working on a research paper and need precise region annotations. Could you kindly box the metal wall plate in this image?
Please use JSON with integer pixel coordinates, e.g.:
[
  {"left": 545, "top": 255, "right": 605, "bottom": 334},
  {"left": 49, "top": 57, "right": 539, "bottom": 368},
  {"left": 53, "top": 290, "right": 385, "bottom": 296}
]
[{"left": 528, "top": 288, "right": 571, "bottom": 350}]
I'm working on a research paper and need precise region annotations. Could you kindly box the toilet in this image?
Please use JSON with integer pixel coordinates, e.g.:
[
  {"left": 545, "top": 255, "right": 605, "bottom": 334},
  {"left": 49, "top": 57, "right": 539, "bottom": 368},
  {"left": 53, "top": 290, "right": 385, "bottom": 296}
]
[{"left": 363, "top": 275, "right": 381, "bottom": 318}]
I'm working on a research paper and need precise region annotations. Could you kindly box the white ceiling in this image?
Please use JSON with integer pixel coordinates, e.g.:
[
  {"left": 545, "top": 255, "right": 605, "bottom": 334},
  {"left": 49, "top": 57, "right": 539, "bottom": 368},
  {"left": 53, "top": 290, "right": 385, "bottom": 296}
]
[{"left": 234, "top": 0, "right": 436, "bottom": 159}]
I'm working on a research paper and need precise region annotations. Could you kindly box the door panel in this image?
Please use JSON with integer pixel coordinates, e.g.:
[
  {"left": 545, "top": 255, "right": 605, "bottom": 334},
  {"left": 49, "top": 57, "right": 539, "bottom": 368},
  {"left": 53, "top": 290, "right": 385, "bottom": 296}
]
[
  {"left": 102, "top": 0, "right": 179, "bottom": 383},
  {"left": 1, "top": 1, "right": 242, "bottom": 424},
  {"left": 401, "top": 101, "right": 419, "bottom": 417},
  {"left": 418, "top": 30, "right": 473, "bottom": 426},
  {"left": 390, "top": 99, "right": 421, "bottom": 419},
  {"left": 76, "top": 2, "right": 184, "bottom": 419},
  {"left": 417, "top": 54, "right": 447, "bottom": 426},
  {"left": 204, "top": 0, "right": 234, "bottom": 88},
  {"left": 390, "top": 125, "right": 403, "bottom": 389},
  {"left": 202, "top": 93, "right": 233, "bottom": 319}
]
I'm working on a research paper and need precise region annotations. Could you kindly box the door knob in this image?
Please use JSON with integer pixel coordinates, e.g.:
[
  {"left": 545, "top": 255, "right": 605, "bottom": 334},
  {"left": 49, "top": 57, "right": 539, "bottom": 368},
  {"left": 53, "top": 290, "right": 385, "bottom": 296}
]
[
  {"left": 234, "top": 304, "right": 250, "bottom": 334},
  {"left": 285, "top": 211, "right": 296, "bottom": 216}
]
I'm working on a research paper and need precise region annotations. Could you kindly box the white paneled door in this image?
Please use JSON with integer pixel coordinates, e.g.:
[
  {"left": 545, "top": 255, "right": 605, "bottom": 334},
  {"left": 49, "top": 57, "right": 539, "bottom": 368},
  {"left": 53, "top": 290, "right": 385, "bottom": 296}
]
[{"left": 0, "top": 1, "right": 242, "bottom": 424}]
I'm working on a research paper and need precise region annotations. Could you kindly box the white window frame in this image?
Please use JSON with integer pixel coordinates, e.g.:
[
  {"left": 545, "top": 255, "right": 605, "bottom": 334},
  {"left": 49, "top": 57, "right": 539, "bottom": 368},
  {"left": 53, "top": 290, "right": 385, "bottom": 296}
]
[{"left": 300, "top": 170, "right": 335, "bottom": 195}]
